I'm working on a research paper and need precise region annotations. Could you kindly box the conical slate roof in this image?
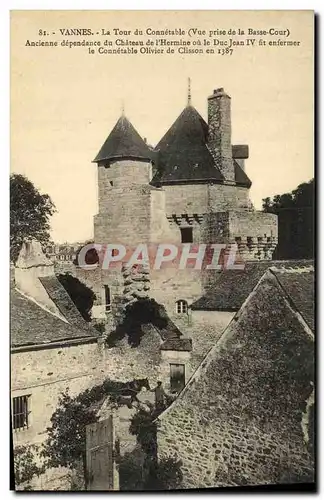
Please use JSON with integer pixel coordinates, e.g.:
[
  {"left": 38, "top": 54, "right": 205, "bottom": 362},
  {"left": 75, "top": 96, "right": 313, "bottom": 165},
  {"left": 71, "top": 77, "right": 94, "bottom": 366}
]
[
  {"left": 152, "top": 105, "right": 224, "bottom": 184},
  {"left": 93, "top": 115, "right": 152, "bottom": 163},
  {"left": 152, "top": 105, "right": 251, "bottom": 187}
]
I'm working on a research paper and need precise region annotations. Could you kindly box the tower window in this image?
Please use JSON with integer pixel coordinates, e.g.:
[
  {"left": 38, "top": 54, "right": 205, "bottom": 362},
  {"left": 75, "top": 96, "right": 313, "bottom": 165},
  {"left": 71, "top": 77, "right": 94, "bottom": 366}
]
[
  {"left": 176, "top": 299, "right": 188, "bottom": 314},
  {"left": 104, "top": 285, "right": 111, "bottom": 312},
  {"left": 180, "top": 227, "right": 193, "bottom": 243}
]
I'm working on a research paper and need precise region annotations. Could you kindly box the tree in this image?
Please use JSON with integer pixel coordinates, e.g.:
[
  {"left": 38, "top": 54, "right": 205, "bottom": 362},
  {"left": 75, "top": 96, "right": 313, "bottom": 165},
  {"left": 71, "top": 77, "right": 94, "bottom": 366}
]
[
  {"left": 14, "top": 444, "right": 44, "bottom": 490},
  {"left": 106, "top": 298, "right": 168, "bottom": 347},
  {"left": 262, "top": 179, "right": 314, "bottom": 260},
  {"left": 10, "top": 174, "right": 56, "bottom": 263},
  {"left": 41, "top": 378, "right": 150, "bottom": 488},
  {"left": 73, "top": 241, "right": 99, "bottom": 267},
  {"left": 57, "top": 273, "right": 96, "bottom": 322},
  {"left": 127, "top": 407, "right": 183, "bottom": 490}
]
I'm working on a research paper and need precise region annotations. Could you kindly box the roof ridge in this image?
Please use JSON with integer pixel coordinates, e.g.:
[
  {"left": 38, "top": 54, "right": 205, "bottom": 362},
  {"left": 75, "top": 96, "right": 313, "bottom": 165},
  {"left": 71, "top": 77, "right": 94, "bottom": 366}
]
[{"left": 270, "top": 265, "right": 314, "bottom": 274}]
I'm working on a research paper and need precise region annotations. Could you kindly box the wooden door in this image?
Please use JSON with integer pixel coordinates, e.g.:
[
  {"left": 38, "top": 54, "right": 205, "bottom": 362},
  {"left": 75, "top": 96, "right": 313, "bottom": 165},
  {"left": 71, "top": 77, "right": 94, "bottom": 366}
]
[
  {"left": 86, "top": 415, "right": 116, "bottom": 490},
  {"left": 170, "top": 363, "right": 185, "bottom": 393}
]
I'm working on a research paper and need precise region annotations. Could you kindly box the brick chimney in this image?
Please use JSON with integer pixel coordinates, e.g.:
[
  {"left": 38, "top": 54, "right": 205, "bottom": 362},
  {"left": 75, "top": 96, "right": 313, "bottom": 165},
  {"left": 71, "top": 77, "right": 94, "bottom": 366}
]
[
  {"left": 15, "top": 240, "right": 63, "bottom": 316},
  {"left": 207, "top": 88, "right": 235, "bottom": 182}
]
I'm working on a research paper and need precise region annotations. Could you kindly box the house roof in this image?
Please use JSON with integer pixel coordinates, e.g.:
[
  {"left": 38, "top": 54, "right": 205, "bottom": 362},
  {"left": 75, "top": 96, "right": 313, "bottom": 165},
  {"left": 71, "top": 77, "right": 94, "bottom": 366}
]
[
  {"left": 11, "top": 288, "right": 97, "bottom": 348},
  {"left": 271, "top": 267, "right": 314, "bottom": 332},
  {"left": 151, "top": 105, "right": 251, "bottom": 187},
  {"left": 155, "top": 303, "right": 185, "bottom": 342},
  {"left": 160, "top": 338, "right": 192, "bottom": 352},
  {"left": 93, "top": 115, "right": 152, "bottom": 163},
  {"left": 192, "top": 260, "right": 314, "bottom": 311},
  {"left": 157, "top": 265, "right": 314, "bottom": 428},
  {"left": 39, "top": 275, "right": 94, "bottom": 332}
]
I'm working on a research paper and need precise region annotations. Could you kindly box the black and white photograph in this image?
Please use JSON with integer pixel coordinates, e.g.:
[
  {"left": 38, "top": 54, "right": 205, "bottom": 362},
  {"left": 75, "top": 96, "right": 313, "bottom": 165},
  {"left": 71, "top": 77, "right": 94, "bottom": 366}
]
[{"left": 9, "top": 10, "right": 314, "bottom": 491}]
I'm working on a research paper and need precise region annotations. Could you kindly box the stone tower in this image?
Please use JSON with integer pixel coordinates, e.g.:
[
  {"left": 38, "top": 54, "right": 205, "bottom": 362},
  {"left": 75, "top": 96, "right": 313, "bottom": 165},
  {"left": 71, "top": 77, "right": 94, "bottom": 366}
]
[
  {"left": 87, "top": 88, "right": 278, "bottom": 319},
  {"left": 88, "top": 113, "right": 175, "bottom": 318}
]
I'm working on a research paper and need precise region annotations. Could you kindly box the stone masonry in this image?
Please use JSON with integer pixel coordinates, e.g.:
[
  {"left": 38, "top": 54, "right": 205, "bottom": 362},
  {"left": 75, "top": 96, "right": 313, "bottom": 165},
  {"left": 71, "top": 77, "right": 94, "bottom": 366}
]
[{"left": 86, "top": 87, "right": 278, "bottom": 321}]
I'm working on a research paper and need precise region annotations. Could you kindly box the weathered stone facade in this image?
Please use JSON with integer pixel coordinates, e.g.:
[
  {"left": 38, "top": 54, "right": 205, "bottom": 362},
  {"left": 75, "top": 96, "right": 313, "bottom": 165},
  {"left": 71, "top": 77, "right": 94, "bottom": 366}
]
[
  {"left": 86, "top": 88, "right": 278, "bottom": 321},
  {"left": 156, "top": 268, "right": 314, "bottom": 488}
]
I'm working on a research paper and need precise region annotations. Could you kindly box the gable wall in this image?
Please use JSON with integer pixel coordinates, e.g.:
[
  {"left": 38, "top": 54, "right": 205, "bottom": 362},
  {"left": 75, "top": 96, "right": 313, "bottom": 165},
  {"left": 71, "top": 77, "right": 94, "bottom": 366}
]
[{"left": 157, "top": 274, "right": 314, "bottom": 488}]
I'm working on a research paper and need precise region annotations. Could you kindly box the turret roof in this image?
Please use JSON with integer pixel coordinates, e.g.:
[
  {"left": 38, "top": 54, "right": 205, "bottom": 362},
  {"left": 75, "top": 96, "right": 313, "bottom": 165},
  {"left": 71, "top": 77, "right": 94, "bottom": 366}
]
[
  {"left": 93, "top": 115, "right": 152, "bottom": 163},
  {"left": 151, "top": 105, "right": 251, "bottom": 187}
]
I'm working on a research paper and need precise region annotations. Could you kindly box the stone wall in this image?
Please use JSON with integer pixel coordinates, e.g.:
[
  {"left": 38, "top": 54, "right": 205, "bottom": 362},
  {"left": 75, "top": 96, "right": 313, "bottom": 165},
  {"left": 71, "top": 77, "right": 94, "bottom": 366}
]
[
  {"left": 157, "top": 273, "right": 314, "bottom": 488},
  {"left": 163, "top": 184, "right": 209, "bottom": 215},
  {"left": 97, "top": 160, "right": 152, "bottom": 210},
  {"left": 11, "top": 325, "right": 183, "bottom": 448},
  {"left": 11, "top": 341, "right": 102, "bottom": 447},
  {"left": 94, "top": 185, "right": 152, "bottom": 245},
  {"left": 163, "top": 183, "right": 250, "bottom": 216},
  {"left": 150, "top": 267, "right": 203, "bottom": 317}
]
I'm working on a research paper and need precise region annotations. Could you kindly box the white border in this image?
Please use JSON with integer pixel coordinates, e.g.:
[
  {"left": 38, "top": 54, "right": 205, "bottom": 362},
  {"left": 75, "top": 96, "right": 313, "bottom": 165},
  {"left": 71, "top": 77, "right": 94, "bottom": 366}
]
[{"left": 1, "top": 2, "right": 321, "bottom": 499}]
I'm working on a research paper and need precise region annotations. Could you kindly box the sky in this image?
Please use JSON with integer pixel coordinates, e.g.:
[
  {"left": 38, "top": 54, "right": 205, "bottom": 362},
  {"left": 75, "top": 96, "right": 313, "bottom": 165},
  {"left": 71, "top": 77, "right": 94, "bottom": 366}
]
[{"left": 11, "top": 10, "right": 314, "bottom": 243}]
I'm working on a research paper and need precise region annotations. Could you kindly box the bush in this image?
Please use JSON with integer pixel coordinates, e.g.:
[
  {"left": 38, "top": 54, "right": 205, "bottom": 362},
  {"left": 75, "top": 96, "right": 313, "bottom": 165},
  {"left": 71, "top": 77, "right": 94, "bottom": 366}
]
[{"left": 14, "top": 444, "right": 44, "bottom": 490}]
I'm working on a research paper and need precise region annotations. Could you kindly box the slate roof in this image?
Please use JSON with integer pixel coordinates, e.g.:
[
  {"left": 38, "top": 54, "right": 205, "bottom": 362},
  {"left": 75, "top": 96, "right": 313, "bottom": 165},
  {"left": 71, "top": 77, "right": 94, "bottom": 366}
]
[
  {"left": 157, "top": 264, "right": 315, "bottom": 428},
  {"left": 160, "top": 338, "right": 192, "bottom": 352},
  {"left": 93, "top": 115, "right": 152, "bottom": 163},
  {"left": 39, "top": 276, "right": 93, "bottom": 331},
  {"left": 151, "top": 105, "right": 251, "bottom": 187},
  {"left": 272, "top": 268, "right": 314, "bottom": 332},
  {"left": 11, "top": 288, "right": 97, "bottom": 348},
  {"left": 192, "top": 260, "right": 314, "bottom": 311},
  {"left": 155, "top": 303, "right": 185, "bottom": 342}
]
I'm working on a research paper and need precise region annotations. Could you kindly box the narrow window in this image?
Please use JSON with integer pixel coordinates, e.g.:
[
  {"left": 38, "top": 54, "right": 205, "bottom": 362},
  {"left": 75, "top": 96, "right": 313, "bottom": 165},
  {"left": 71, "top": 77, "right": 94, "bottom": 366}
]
[
  {"left": 176, "top": 299, "right": 188, "bottom": 314},
  {"left": 180, "top": 227, "right": 193, "bottom": 244},
  {"left": 12, "top": 395, "right": 31, "bottom": 431},
  {"left": 170, "top": 364, "right": 185, "bottom": 393},
  {"left": 104, "top": 285, "right": 111, "bottom": 312}
]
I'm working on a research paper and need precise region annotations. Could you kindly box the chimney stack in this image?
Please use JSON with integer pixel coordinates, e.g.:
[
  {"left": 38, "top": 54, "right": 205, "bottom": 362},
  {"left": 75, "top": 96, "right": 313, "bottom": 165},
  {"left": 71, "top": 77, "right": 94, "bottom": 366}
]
[
  {"left": 14, "top": 240, "right": 62, "bottom": 316},
  {"left": 207, "top": 88, "right": 235, "bottom": 182}
]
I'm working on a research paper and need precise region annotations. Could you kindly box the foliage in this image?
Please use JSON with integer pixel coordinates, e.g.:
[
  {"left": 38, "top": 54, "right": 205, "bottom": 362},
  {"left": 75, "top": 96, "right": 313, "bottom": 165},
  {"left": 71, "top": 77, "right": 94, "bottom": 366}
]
[
  {"left": 129, "top": 407, "right": 158, "bottom": 456},
  {"left": 57, "top": 273, "right": 96, "bottom": 322},
  {"left": 262, "top": 179, "right": 314, "bottom": 259},
  {"left": 262, "top": 179, "right": 314, "bottom": 213},
  {"left": 92, "top": 321, "right": 106, "bottom": 334},
  {"left": 14, "top": 444, "right": 44, "bottom": 489},
  {"left": 106, "top": 298, "right": 168, "bottom": 347},
  {"left": 154, "top": 456, "right": 183, "bottom": 490},
  {"left": 118, "top": 449, "right": 145, "bottom": 491},
  {"left": 10, "top": 174, "right": 56, "bottom": 263},
  {"left": 41, "top": 390, "right": 98, "bottom": 471},
  {"left": 73, "top": 241, "right": 99, "bottom": 266},
  {"left": 127, "top": 406, "right": 183, "bottom": 490},
  {"left": 42, "top": 378, "right": 150, "bottom": 475}
]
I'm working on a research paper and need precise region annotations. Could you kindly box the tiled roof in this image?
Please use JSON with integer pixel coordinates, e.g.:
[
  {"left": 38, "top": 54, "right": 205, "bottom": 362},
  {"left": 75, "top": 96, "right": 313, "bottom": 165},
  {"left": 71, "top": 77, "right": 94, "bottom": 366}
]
[
  {"left": 234, "top": 160, "right": 252, "bottom": 188},
  {"left": 11, "top": 288, "right": 97, "bottom": 348},
  {"left": 192, "top": 260, "right": 314, "bottom": 311},
  {"left": 93, "top": 115, "right": 152, "bottom": 163},
  {"left": 152, "top": 106, "right": 223, "bottom": 184},
  {"left": 160, "top": 338, "right": 192, "bottom": 352},
  {"left": 157, "top": 264, "right": 314, "bottom": 428},
  {"left": 151, "top": 105, "right": 251, "bottom": 187},
  {"left": 155, "top": 303, "right": 184, "bottom": 341},
  {"left": 271, "top": 268, "right": 314, "bottom": 332},
  {"left": 39, "top": 276, "right": 94, "bottom": 332}
]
